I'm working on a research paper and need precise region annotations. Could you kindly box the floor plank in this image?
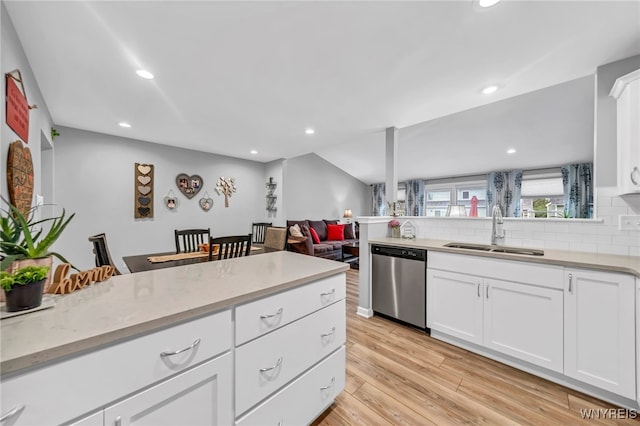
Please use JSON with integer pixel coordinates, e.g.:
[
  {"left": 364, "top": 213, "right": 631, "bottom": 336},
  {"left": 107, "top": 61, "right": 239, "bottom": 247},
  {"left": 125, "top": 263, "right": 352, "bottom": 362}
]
[{"left": 313, "top": 269, "right": 640, "bottom": 425}]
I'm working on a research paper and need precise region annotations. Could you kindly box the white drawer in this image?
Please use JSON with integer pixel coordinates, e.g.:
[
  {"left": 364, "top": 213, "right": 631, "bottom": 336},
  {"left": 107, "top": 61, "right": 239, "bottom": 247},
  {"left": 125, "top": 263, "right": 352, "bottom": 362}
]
[
  {"left": 235, "top": 273, "right": 346, "bottom": 346},
  {"left": 1, "top": 309, "right": 232, "bottom": 426},
  {"left": 236, "top": 346, "right": 345, "bottom": 426},
  {"left": 235, "top": 299, "right": 345, "bottom": 415}
]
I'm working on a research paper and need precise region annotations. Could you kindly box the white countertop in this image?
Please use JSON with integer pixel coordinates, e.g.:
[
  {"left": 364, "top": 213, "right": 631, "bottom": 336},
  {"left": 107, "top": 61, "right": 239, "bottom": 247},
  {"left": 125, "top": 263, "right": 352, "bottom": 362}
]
[
  {"left": 0, "top": 251, "right": 348, "bottom": 376},
  {"left": 370, "top": 237, "right": 640, "bottom": 278}
]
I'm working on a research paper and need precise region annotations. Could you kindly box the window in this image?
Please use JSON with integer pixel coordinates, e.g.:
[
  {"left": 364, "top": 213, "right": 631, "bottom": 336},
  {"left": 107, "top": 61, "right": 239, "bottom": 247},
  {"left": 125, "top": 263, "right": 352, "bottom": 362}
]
[
  {"left": 425, "top": 179, "right": 487, "bottom": 217},
  {"left": 520, "top": 173, "right": 564, "bottom": 218}
]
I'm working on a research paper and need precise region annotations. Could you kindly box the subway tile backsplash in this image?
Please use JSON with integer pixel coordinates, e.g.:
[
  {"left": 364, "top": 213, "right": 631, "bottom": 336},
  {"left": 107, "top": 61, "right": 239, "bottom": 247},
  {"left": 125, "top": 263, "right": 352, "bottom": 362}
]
[{"left": 410, "top": 195, "right": 639, "bottom": 256}]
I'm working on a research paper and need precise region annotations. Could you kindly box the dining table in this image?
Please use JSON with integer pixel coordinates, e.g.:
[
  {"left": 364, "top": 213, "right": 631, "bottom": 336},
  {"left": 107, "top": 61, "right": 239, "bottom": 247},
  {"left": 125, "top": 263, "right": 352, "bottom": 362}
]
[{"left": 123, "top": 246, "right": 274, "bottom": 273}]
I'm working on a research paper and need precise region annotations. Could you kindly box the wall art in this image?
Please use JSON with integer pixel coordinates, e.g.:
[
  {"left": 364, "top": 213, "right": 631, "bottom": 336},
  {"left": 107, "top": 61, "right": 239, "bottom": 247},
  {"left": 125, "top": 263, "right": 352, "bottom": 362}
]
[
  {"left": 134, "top": 163, "right": 154, "bottom": 219},
  {"left": 266, "top": 177, "right": 277, "bottom": 211},
  {"left": 5, "top": 69, "right": 37, "bottom": 143},
  {"left": 6, "top": 140, "right": 34, "bottom": 217},
  {"left": 176, "top": 173, "right": 203, "bottom": 199},
  {"left": 216, "top": 177, "right": 236, "bottom": 208},
  {"left": 199, "top": 192, "right": 213, "bottom": 212},
  {"left": 164, "top": 189, "right": 179, "bottom": 210}
]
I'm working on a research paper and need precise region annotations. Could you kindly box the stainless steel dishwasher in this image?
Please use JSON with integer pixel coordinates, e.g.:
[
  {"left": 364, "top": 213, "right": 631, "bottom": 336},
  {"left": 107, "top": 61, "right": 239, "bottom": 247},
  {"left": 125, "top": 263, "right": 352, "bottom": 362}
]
[{"left": 371, "top": 245, "right": 427, "bottom": 330}]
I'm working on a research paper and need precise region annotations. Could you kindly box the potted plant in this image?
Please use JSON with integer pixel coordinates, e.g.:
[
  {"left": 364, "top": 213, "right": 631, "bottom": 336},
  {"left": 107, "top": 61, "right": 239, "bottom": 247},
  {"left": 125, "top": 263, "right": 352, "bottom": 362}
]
[
  {"left": 0, "top": 197, "right": 75, "bottom": 293},
  {"left": 0, "top": 265, "right": 50, "bottom": 311}
]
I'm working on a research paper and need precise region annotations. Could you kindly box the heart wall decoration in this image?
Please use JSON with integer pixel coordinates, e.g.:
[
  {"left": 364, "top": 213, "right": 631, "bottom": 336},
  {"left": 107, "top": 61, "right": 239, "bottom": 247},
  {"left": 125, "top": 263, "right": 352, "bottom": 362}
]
[
  {"left": 176, "top": 173, "right": 203, "bottom": 199},
  {"left": 134, "top": 163, "right": 154, "bottom": 219},
  {"left": 199, "top": 192, "right": 213, "bottom": 212},
  {"left": 164, "top": 190, "right": 178, "bottom": 210}
]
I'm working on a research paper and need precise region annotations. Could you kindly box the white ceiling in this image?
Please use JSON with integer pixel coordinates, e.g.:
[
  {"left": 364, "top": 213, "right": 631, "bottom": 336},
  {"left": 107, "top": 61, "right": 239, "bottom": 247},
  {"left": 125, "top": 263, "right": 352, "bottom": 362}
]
[{"left": 5, "top": 0, "right": 640, "bottom": 184}]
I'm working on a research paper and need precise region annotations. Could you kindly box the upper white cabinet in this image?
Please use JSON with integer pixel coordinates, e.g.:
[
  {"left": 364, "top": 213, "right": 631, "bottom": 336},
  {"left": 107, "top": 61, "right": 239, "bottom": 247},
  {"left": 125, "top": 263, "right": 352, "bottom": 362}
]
[
  {"left": 610, "top": 69, "right": 640, "bottom": 195},
  {"left": 564, "top": 268, "right": 636, "bottom": 399}
]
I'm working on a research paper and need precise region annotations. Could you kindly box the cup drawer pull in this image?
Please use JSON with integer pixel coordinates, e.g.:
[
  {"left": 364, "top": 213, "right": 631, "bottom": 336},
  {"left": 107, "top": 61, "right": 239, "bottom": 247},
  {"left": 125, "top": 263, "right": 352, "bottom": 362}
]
[
  {"left": 160, "top": 338, "right": 201, "bottom": 358},
  {"left": 260, "top": 356, "right": 283, "bottom": 373},
  {"left": 260, "top": 307, "right": 283, "bottom": 319}
]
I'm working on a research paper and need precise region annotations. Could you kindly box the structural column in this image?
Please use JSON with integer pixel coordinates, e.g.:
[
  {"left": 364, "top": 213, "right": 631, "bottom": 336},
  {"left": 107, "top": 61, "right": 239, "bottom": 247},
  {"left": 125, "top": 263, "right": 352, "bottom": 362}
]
[{"left": 385, "top": 126, "right": 398, "bottom": 215}]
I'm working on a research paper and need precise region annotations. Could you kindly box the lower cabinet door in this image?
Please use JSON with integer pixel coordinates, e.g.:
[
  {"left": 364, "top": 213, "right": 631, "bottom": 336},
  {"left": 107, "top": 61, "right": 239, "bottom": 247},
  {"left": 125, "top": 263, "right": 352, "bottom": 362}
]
[
  {"left": 104, "top": 353, "right": 232, "bottom": 426},
  {"left": 236, "top": 346, "right": 345, "bottom": 426},
  {"left": 565, "top": 269, "right": 636, "bottom": 399},
  {"left": 427, "top": 268, "right": 483, "bottom": 344},
  {"left": 483, "top": 279, "right": 563, "bottom": 372}
]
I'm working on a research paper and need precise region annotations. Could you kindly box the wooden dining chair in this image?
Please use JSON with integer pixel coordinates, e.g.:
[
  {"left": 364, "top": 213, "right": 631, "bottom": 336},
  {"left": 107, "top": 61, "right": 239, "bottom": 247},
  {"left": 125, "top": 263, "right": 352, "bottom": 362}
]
[
  {"left": 263, "top": 226, "right": 288, "bottom": 251},
  {"left": 209, "top": 234, "right": 252, "bottom": 260},
  {"left": 88, "top": 233, "right": 122, "bottom": 275},
  {"left": 251, "top": 222, "right": 272, "bottom": 244},
  {"left": 175, "top": 228, "right": 211, "bottom": 253}
]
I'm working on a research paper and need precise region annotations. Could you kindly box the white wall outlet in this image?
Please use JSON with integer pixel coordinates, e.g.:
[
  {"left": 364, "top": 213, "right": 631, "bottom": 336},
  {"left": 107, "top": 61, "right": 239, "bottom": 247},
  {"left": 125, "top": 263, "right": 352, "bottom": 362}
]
[{"left": 618, "top": 215, "right": 640, "bottom": 231}]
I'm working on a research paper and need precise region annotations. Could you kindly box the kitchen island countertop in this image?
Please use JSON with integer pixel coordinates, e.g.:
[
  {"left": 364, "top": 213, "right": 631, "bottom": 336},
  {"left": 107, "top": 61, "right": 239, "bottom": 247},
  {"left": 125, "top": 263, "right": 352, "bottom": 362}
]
[
  {"left": 0, "top": 251, "right": 348, "bottom": 376},
  {"left": 370, "top": 237, "right": 640, "bottom": 278}
]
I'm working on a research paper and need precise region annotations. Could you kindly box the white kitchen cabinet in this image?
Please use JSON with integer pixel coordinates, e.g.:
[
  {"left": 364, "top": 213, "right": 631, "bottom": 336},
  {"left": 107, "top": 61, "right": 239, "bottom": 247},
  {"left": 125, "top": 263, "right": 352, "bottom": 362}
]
[
  {"left": 610, "top": 69, "right": 640, "bottom": 195},
  {"left": 483, "top": 278, "right": 563, "bottom": 372},
  {"left": 104, "top": 353, "right": 232, "bottom": 426},
  {"left": 427, "top": 265, "right": 563, "bottom": 372},
  {"left": 564, "top": 268, "right": 636, "bottom": 399},
  {"left": 427, "top": 268, "right": 483, "bottom": 345},
  {"left": 1, "top": 309, "right": 232, "bottom": 426}
]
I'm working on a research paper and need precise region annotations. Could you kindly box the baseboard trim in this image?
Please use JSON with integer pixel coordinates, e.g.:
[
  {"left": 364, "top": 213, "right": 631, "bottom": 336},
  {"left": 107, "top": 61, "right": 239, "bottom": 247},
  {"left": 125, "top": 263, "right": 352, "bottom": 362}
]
[{"left": 356, "top": 306, "right": 373, "bottom": 318}]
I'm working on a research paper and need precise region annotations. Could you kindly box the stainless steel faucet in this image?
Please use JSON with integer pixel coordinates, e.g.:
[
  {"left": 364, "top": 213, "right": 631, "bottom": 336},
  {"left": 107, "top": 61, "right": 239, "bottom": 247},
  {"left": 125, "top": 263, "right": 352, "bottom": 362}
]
[{"left": 491, "top": 204, "right": 505, "bottom": 245}]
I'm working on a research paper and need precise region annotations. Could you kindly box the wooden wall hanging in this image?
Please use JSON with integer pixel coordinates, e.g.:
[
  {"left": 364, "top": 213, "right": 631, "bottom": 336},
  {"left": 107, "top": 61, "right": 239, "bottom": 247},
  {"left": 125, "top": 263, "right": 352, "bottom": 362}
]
[
  {"left": 216, "top": 177, "right": 236, "bottom": 208},
  {"left": 134, "top": 163, "right": 154, "bottom": 218},
  {"left": 6, "top": 141, "right": 34, "bottom": 217},
  {"left": 176, "top": 173, "right": 203, "bottom": 199},
  {"left": 5, "top": 69, "right": 37, "bottom": 143}
]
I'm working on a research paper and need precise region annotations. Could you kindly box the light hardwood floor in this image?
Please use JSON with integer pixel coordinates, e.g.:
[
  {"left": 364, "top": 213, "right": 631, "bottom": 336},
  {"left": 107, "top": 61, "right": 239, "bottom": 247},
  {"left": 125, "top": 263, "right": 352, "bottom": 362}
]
[{"left": 312, "top": 269, "right": 640, "bottom": 425}]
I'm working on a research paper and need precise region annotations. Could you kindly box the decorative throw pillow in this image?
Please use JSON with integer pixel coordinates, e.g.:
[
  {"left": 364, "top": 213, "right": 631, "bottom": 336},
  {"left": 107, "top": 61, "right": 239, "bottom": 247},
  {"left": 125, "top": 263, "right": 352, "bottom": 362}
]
[
  {"left": 308, "top": 226, "right": 321, "bottom": 244},
  {"left": 289, "top": 224, "right": 304, "bottom": 237},
  {"left": 327, "top": 224, "right": 345, "bottom": 241},
  {"left": 343, "top": 222, "right": 355, "bottom": 239}
]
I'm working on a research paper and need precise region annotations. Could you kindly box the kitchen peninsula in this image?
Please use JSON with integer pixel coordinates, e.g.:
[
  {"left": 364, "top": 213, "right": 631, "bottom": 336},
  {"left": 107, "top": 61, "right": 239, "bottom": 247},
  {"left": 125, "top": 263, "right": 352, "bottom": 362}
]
[{"left": 1, "top": 251, "right": 348, "bottom": 425}]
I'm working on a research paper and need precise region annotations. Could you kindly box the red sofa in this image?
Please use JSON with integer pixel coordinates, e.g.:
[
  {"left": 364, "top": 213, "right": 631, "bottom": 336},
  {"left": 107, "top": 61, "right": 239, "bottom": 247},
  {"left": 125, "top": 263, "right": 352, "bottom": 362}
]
[{"left": 286, "top": 219, "right": 358, "bottom": 261}]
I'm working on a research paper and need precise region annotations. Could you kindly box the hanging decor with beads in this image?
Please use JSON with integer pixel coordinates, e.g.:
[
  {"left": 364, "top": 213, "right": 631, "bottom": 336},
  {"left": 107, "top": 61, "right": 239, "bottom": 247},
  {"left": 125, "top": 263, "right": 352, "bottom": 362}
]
[
  {"left": 215, "top": 177, "right": 236, "bottom": 208},
  {"left": 134, "top": 163, "right": 154, "bottom": 218}
]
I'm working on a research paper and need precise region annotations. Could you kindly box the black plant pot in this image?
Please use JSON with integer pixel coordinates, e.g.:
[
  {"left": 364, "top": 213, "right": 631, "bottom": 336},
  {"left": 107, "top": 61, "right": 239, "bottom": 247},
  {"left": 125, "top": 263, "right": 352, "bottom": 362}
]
[{"left": 4, "top": 279, "right": 45, "bottom": 312}]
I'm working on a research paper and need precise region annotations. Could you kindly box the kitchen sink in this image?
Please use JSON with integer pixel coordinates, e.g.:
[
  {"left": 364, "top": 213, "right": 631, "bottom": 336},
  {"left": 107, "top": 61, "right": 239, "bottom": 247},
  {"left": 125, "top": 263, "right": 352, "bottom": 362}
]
[
  {"left": 443, "top": 242, "right": 492, "bottom": 251},
  {"left": 444, "top": 242, "right": 544, "bottom": 256}
]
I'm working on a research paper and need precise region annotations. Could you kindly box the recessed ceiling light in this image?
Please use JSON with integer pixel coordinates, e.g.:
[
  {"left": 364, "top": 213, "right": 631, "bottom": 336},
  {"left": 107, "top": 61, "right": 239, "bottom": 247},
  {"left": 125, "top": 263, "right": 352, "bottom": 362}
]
[
  {"left": 507, "top": 148, "right": 516, "bottom": 154},
  {"left": 118, "top": 122, "right": 131, "bottom": 128},
  {"left": 136, "top": 69, "right": 154, "bottom": 79},
  {"left": 478, "top": 0, "right": 501, "bottom": 8},
  {"left": 482, "top": 85, "right": 499, "bottom": 95},
  {"left": 305, "top": 128, "right": 315, "bottom": 135},
  {"left": 250, "top": 150, "right": 258, "bottom": 155}
]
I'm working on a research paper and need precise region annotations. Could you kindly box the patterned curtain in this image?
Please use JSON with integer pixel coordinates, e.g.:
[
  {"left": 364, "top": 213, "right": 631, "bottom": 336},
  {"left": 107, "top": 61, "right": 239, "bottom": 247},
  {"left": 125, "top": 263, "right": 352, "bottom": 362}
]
[
  {"left": 561, "top": 163, "right": 593, "bottom": 218},
  {"left": 486, "top": 170, "right": 523, "bottom": 217},
  {"left": 371, "top": 183, "right": 386, "bottom": 216},
  {"left": 405, "top": 180, "right": 425, "bottom": 216}
]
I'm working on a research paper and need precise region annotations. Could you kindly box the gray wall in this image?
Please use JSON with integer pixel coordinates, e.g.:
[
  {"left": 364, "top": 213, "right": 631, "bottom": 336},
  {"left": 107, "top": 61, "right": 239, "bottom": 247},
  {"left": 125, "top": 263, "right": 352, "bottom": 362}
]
[
  {"left": 596, "top": 54, "right": 640, "bottom": 189},
  {"left": 1, "top": 1, "right": 54, "bottom": 202},
  {"left": 283, "top": 153, "right": 369, "bottom": 221},
  {"left": 53, "top": 127, "right": 269, "bottom": 271}
]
